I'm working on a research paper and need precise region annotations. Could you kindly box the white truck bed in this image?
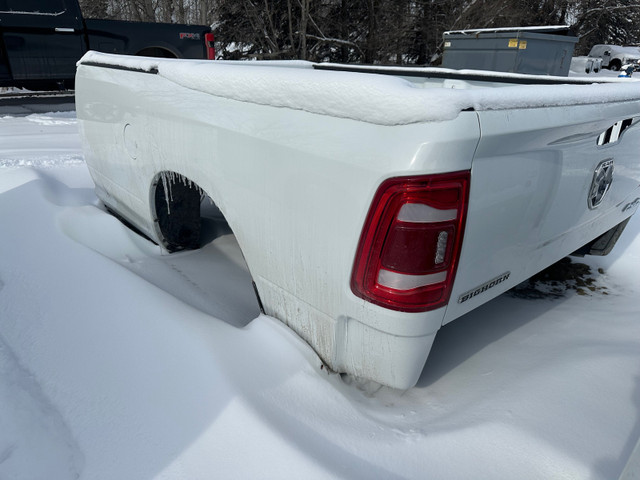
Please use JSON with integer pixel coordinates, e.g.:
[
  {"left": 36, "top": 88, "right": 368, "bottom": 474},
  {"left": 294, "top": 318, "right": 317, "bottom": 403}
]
[{"left": 76, "top": 52, "right": 640, "bottom": 388}]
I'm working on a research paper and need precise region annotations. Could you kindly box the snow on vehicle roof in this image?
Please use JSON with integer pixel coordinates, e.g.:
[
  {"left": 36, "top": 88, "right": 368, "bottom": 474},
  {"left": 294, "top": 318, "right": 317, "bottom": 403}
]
[
  {"left": 78, "top": 51, "right": 640, "bottom": 126},
  {"left": 594, "top": 45, "right": 640, "bottom": 54}
]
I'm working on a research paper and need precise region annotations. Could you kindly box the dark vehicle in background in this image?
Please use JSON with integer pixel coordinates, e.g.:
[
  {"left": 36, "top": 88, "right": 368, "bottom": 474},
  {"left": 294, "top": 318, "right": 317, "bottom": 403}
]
[{"left": 0, "top": 0, "right": 214, "bottom": 89}]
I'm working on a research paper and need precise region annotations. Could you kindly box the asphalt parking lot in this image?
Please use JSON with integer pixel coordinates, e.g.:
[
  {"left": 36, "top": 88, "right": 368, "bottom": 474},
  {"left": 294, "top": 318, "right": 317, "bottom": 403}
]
[{"left": 0, "top": 91, "right": 75, "bottom": 116}]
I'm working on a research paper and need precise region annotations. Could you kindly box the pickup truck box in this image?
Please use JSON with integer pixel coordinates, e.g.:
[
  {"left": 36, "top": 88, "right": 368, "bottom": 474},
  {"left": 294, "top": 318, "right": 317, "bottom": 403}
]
[
  {"left": 0, "top": 0, "right": 214, "bottom": 89},
  {"left": 76, "top": 52, "right": 640, "bottom": 389}
]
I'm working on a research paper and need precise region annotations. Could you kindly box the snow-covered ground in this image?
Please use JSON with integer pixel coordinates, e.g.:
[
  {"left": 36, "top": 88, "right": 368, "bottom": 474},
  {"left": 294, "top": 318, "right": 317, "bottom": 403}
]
[{"left": 1, "top": 111, "right": 639, "bottom": 479}]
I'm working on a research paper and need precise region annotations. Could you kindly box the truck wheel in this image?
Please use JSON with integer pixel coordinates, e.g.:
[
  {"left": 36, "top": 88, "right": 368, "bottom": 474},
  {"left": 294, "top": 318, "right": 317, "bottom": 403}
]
[{"left": 609, "top": 60, "right": 621, "bottom": 71}]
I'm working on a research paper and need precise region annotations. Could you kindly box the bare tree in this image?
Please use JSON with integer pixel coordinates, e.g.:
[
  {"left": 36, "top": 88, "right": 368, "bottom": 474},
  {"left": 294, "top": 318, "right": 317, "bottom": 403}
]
[
  {"left": 573, "top": 0, "right": 640, "bottom": 54},
  {"left": 81, "top": 0, "right": 640, "bottom": 63}
]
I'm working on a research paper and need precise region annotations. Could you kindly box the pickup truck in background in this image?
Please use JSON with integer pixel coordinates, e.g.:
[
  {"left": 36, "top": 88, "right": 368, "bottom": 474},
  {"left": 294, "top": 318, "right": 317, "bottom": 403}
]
[
  {"left": 76, "top": 52, "right": 640, "bottom": 389},
  {"left": 588, "top": 44, "right": 640, "bottom": 71},
  {"left": 0, "top": 0, "right": 214, "bottom": 89}
]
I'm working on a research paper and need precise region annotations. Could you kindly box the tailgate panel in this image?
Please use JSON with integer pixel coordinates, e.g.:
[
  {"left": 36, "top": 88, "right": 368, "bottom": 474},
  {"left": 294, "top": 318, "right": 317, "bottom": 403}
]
[{"left": 444, "top": 100, "right": 640, "bottom": 323}]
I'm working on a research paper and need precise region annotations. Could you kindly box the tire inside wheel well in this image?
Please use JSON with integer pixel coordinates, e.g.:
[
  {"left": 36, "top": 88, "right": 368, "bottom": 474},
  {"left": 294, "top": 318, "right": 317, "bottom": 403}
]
[{"left": 609, "top": 59, "right": 622, "bottom": 71}]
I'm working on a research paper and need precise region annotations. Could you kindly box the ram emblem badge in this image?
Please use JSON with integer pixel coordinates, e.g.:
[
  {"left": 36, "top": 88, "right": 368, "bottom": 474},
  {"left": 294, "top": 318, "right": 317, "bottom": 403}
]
[{"left": 588, "top": 159, "right": 614, "bottom": 209}]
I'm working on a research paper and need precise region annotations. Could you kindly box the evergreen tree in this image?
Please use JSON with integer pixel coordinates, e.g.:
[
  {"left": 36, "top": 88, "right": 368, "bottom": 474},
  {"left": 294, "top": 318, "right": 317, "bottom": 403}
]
[{"left": 78, "top": 0, "right": 640, "bottom": 63}]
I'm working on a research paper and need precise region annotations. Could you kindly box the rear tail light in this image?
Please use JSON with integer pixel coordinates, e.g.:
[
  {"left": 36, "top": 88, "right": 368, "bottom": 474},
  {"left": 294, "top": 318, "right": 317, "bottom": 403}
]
[
  {"left": 205, "top": 33, "right": 216, "bottom": 60},
  {"left": 351, "top": 171, "right": 470, "bottom": 312}
]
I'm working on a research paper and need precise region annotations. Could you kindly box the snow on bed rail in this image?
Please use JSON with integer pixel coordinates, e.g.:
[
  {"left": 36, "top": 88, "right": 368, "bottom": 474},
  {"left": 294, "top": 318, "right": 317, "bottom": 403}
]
[
  {"left": 78, "top": 51, "right": 640, "bottom": 126},
  {"left": 317, "top": 62, "right": 634, "bottom": 84}
]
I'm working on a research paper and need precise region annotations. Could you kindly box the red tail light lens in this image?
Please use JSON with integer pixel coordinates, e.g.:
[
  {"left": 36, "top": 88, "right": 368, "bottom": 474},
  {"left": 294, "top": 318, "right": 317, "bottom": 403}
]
[
  {"left": 205, "top": 33, "right": 216, "bottom": 60},
  {"left": 351, "top": 171, "right": 470, "bottom": 312}
]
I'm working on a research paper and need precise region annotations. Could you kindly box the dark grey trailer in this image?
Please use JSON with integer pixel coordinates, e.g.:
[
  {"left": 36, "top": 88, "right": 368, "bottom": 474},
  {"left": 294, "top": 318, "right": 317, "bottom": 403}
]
[{"left": 441, "top": 25, "right": 578, "bottom": 76}]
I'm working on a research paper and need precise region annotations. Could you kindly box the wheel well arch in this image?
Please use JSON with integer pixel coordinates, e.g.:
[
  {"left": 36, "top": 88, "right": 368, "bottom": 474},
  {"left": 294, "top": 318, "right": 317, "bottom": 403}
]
[
  {"left": 150, "top": 170, "right": 240, "bottom": 255},
  {"left": 150, "top": 169, "right": 252, "bottom": 262},
  {"left": 149, "top": 170, "right": 265, "bottom": 315},
  {"left": 136, "top": 46, "right": 178, "bottom": 58},
  {"left": 608, "top": 58, "right": 622, "bottom": 70}
]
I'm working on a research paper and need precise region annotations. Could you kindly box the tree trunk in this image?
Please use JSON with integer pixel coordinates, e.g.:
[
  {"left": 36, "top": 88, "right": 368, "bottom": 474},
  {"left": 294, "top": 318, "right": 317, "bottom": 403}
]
[{"left": 299, "top": 0, "right": 310, "bottom": 60}]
